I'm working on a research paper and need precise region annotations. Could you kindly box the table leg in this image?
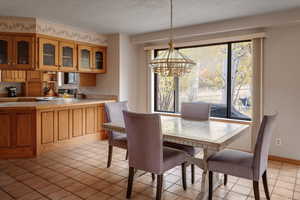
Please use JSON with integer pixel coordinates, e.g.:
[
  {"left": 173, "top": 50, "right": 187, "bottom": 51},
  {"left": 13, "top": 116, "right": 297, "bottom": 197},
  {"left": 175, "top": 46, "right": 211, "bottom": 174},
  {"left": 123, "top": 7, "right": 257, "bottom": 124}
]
[{"left": 195, "top": 148, "right": 222, "bottom": 200}]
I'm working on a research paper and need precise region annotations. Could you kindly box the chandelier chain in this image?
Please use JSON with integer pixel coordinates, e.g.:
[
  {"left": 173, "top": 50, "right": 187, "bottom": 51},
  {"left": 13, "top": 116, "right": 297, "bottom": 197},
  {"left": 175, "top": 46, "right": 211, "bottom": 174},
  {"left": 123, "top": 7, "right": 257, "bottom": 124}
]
[{"left": 170, "top": 0, "right": 173, "bottom": 41}]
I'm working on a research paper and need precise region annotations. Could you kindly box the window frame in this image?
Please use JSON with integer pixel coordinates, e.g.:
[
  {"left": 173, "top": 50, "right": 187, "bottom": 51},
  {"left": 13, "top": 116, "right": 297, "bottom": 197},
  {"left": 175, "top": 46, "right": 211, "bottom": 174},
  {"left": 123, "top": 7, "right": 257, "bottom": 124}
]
[{"left": 153, "top": 40, "right": 252, "bottom": 121}]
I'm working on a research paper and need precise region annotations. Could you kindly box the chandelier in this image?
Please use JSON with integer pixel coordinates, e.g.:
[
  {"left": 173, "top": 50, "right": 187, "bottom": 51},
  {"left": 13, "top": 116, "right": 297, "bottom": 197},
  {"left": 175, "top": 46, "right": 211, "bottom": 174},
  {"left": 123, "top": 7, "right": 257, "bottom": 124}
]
[{"left": 149, "top": 0, "right": 196, "bottom": 77}]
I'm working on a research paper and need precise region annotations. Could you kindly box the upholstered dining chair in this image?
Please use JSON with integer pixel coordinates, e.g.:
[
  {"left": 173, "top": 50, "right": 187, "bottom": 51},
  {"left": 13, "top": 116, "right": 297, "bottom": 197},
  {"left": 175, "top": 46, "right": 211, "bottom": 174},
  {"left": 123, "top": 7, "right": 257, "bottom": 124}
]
[
  {"left": 208, "top": 114, "right": 277, "bottom": 200},
  {"left": 123, "top": 111, "right": 188, "bottom": 200},
  {"left": 164, "top": 102, "right": 211, "bottom": 184},
  {"left": 104, "top": 101, "right": 128, "bottom": 168}
]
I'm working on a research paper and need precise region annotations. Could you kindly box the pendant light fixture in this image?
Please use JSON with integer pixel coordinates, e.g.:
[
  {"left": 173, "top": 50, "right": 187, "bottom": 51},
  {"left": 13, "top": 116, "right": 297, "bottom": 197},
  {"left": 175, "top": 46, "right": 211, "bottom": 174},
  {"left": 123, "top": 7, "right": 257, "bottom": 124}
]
[{"left": 149, "top": 0, "right": 196, "bottom": 77}]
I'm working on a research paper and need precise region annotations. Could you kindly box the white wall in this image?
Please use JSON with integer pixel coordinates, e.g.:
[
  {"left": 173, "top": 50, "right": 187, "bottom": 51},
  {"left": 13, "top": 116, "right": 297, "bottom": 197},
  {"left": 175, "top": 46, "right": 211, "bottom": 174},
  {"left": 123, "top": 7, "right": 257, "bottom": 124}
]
[
  {"left": 264, "top": 24, "right": 300, "bottom": 160},
  {"left": 119, "top": 34, "right": 139, "bottom": 111}
]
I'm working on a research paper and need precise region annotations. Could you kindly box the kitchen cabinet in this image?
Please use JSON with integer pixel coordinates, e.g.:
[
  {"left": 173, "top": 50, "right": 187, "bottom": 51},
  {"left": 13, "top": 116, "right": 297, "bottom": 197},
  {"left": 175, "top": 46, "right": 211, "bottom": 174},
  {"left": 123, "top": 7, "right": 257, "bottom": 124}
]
[
  {"left": 85, "top": 106, "right": 96, "bottom": 134},
  {"left": 72, "top": 108, "right": 84, "bottom": 137},
  {"left": 92, "top": 47, "right": 106, "bottom": 73},
  {"left": 14, "top": 36, "right": 34, "bottom": 69},
  {"left": 78, "top": 45, "right": 93, "bottom": 72},
  {"left": 0, "top": 35, "right": 34, "bottom": 70},
  {"left": 26, "top": 71, "right": 42, "bottom": 82},
  {"left": 0, "top": 36, "right": 13, "bottom": 69},
  {"left": 59, "top": 41, "right": 77, "bottom": 72},
  {"left": 0, "top": 109, "right": 36, "bottom": 158},
  {"left": 58, "top": 109, "right": 70, "bottom": 141},
  {"left": 38, "top": 38, "right": 59, "bottom": 71},
  {"left": 0, "top": 113, "right": 10, "bottom": 147},
  {"left": 25, "top": 81, "right": 43, "bottom": 97},
  {"left": 1, "top": 70, "right": 26, "bottom": 82},
  {"left": 41, "top": 111, "right": 55, "bottom": 144}
]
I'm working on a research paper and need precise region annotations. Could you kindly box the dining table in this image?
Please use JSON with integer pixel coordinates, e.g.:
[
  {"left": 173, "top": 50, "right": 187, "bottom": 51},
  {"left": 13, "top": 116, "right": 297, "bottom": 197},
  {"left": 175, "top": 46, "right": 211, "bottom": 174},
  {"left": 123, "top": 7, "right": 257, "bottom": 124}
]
[{"left": 103, "top": 115, "right": 250, "bottom": 200}]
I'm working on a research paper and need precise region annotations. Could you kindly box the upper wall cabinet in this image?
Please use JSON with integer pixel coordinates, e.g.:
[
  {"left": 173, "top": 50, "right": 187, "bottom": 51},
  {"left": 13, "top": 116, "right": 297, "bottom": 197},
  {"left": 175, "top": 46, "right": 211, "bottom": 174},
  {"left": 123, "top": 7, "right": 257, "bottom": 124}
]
[
  {"left": 14, "top": 37, "right": 34, "bottom": 69},
  {"left": 0, "top": 33, "right": 107, "bottom": 73},
  {"left": 78, "top": 45, "right": 93, "bottom": 72},
  {"left": 93, "top": 47, "right": 106, "bottom": 73},
  {"left": 38, "top": 38, "right": 59, "bottom": 71},
  {"left": 59, "top": 41, "right": 77, "bottom": 72},
  {"left": 0, "top": 35, "right": 34, "bottom": 70},
  {"left": 0, "top": 36, "right": 13, "bottom": 69}
]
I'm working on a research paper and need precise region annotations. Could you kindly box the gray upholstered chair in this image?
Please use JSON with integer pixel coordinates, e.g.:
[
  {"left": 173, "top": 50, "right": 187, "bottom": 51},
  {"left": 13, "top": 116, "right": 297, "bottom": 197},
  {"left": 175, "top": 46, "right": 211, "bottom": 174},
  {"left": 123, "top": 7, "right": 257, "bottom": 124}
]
[
  {"left": 164, "top": 102, "right": 210, "bottom": 183},
  {"left": 104, "top": 101, "right": 128, "bottom": 168},
  {"left": 208, "top": 114, "right": 277, "bottom": 200},
  {"left": 123, "top": 111, "right": 188, "bottom": 200}
]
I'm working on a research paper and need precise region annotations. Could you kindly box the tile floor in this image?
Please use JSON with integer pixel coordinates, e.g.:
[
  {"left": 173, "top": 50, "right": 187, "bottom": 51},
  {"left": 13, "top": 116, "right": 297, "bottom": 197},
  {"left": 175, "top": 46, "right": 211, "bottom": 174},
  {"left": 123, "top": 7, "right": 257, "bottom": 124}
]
[{"left": 0, "top": 140, "right": 299, "bottom": 200}]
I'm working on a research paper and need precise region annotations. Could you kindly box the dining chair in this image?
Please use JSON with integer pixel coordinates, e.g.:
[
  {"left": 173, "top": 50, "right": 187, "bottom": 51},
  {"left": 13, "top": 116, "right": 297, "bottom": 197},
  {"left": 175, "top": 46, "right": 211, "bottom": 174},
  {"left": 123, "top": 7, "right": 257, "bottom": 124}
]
[
  {"left": 104, "top": 101, "right": 128, "bottom": 168},
  {"left": 208, "top": 114, "right": 277, "bottom": 200},
  {"left": 123, "top": 111, "right": 188, "bottom": 200},
  {"left": 164, "top": 101, "right": 210, "bottom": 184}
]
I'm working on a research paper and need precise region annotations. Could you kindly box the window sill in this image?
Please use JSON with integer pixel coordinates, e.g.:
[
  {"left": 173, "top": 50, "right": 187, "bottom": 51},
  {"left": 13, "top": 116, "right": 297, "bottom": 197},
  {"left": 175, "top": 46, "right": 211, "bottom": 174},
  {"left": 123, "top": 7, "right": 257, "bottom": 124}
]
[{"left": 154, "top": 112, "right": 252, "bottom": 125}]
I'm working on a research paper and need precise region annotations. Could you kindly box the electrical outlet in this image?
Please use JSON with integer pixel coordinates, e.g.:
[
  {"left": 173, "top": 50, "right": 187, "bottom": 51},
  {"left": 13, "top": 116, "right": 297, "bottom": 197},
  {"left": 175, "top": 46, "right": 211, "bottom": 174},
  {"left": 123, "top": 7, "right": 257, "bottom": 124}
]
[{"left": 275, "top": 138, "right": 282, "bottom": 146}]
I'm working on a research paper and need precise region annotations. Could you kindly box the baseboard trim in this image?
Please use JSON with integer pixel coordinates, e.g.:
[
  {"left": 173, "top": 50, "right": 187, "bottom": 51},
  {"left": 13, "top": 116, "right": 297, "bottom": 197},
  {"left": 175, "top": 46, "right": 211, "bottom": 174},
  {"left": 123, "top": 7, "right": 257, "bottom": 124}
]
[
  {"left": 229, "top": 147, "right": 300, "bottom": 165},
  {"left": 268, "top": 155, "right": 300, "bottom": 165}
]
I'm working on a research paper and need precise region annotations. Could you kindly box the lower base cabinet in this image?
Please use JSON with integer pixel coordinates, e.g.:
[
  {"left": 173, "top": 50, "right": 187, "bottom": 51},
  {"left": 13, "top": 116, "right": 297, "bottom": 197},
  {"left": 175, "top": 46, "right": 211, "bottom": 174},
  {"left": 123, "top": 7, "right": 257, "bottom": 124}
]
[
  {"left": 0, "top": 110, "right": 36, "bottom": 158},
  {"left": 0, "top": 103, "right": 107, "bottom": 158},
  {"left": 38, "top": 104, "right": 105, "bottom": 145}
]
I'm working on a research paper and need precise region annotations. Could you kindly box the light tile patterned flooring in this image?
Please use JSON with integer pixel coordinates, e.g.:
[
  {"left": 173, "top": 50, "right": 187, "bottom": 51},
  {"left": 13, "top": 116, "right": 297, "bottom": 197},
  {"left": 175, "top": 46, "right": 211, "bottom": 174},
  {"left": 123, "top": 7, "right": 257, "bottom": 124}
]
[{"left": 0, "top": 140, "right": 300, "bottom": 200}]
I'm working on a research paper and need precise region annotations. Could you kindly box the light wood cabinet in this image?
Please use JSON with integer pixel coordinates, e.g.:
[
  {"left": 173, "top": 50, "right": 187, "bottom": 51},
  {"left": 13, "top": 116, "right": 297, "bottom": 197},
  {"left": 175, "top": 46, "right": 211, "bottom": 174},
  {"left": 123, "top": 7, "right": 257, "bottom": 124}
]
[
  {"left": 0, "top": 102, "right": 110, "bottom": 158},
  {"left": 25, "top": 81, "right": 43, "bottom": 97},
  {"left": 38, "top": 38, "right": 59, "bottom": 71},
  {"left": 78, "top": 45, "right": 93, "bottom": 72},
  {"left": 26, "top": 71, "right": 42, "bottom": 82},
  {"left": 0, "top": 109, "right": 36, "bottom": 158},
  {"left": 98, "top": 105, "right": 108, "bottom": 139},
  {"left": 59, "top": 41, "right": 77, "bottom": 72},
  {"left": 72, "top": 108, "right": 84, "bottom": 137},
  {"left": 13, "top": 36, "right": 34, "bottom": 69},
  {"left": 79, "top": 73, "right": 96, "bottom": 87},
  {"left": 0, "top": 113, "right": 10, "bottom": 147},
  {"left": 58, "top": 109, "right": 70, "bottom": 141},
  {"left": 92, "top": 47, "right": 106, "bottom": 73},
  {"left": 16, "top": 113, "right": 34, "bottom": 147},
  {"left": 1, "top": 70, "right": 26, "bottom": 82},
  {"left": 41, "top": 111, "right": 55, "bottom": 144},
  {"left": 0, "top": 35, "right": 34, "bottom": 70},
  {"left": 0, "top": 36, "right": 13, "bottom": 69},
  {"left": 85, "top": 106, "right": 96, "bottom": 134}
]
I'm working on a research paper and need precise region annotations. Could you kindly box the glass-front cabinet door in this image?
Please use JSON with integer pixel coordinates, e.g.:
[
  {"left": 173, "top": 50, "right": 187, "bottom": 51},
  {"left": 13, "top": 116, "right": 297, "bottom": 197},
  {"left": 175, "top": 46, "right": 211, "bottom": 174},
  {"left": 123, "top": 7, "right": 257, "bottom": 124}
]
[
  {"left": 59, "top": 42, "right": 76, "bottom": 72},
  {"left": 78, "top": 45, "right": 93, "bottom": 71},
  {"left": 92, "top": 47, "right": 106, "bottom": 73},
  {"left": 39, "top": 38, "right": 59, "bottom": 70},
  {"left": 14, "top": 36, "right": 34, "bottom": 69},
  {"left": 0, "top": 36, "right": 13, "bottom": 69}
]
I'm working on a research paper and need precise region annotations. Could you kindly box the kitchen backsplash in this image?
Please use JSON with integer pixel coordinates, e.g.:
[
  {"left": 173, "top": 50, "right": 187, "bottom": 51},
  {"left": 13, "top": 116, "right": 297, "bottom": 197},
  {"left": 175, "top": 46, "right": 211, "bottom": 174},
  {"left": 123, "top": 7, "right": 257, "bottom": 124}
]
[{"left": 0, "top": 82, "right": 22, "bottom": 96}]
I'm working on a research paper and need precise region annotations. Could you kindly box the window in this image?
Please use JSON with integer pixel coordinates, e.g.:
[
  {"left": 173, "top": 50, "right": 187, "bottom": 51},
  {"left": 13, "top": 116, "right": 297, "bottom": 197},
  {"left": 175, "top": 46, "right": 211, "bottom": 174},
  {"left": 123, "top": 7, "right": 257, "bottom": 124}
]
[{"left": 154, "top": 41, "right": 253, "bottom": 120}]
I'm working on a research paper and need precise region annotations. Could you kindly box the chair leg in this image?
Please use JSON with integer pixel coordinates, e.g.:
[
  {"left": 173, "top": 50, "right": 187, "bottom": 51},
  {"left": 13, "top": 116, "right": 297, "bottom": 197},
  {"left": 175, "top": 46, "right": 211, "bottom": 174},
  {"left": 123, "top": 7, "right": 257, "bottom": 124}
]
[
  {"left": 191, "top": 164, "right": 195, "bottom": 184},
  {"left": 181, "top": 163, "right": 187, "bottom": 190},
  {"left": 208, "top": 171, "right": 213, "bottom": 200},
  {"left": 224, "top": 174, "right": 228, "bottom": 186},
  {"left": 125, "top": 150, "right": 128, "bottom": 160},
  {"left": 262, "top": 171, "right": 271, "bottom": 200},
  {"left": 156, "top": 174, "right": 163, "bottom": 200},
  {"left": 107, "top": 145, "right": 113, "bottom": 168},
  {"left": 253, "top": 181, "right": 260, "bottom": 200},
  {"left": 126, "top": 167, "right": 134, "bottom": 199},
  {"left": 151, "top": 173, "right": 156, "bottom": 181}
]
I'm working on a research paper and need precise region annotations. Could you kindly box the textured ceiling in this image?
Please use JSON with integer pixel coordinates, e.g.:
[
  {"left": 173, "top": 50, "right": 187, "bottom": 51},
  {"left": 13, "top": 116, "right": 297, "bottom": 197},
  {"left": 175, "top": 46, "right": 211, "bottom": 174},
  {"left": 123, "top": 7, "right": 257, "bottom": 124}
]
[{"left": 1, "top": 0, "right": 300, "bottom": 34}]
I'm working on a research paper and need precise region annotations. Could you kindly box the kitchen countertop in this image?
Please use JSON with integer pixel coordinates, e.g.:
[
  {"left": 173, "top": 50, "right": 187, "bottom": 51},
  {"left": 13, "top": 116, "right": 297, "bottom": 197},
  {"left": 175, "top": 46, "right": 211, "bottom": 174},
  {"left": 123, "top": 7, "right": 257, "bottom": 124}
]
[{"left": 0, "top": 97, "right": 115, "bottom": 109}]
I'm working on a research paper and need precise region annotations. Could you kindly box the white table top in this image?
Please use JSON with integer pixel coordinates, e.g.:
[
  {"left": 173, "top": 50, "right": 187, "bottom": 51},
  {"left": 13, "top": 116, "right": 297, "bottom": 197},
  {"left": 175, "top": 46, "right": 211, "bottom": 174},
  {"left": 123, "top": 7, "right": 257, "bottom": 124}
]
[{"left": 103, "top": 116, "right": 250, "bottom": 150}]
